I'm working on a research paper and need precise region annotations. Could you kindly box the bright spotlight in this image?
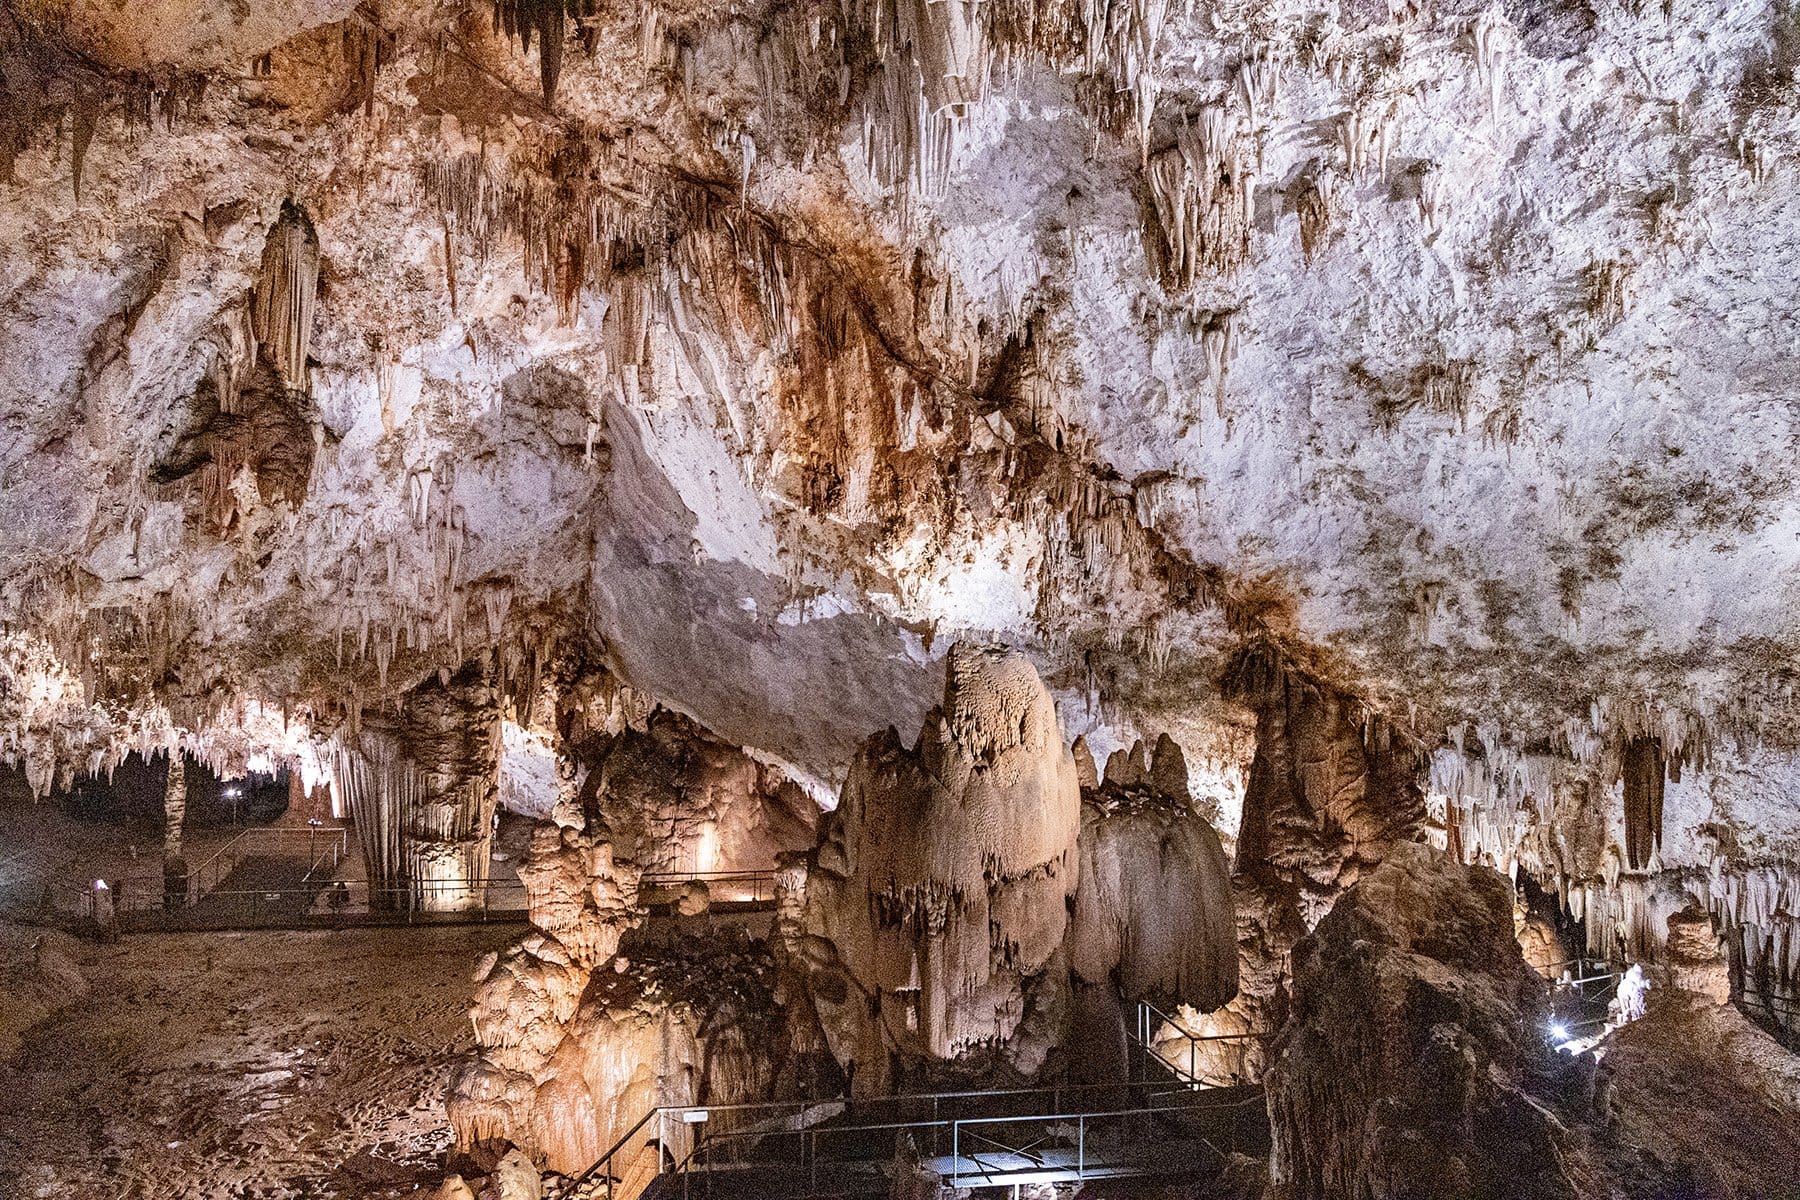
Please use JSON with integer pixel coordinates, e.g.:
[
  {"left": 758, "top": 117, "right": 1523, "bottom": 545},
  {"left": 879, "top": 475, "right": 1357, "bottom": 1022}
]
[{"left": 1549, "top": 1022, "right": 1570, "bottom": 1041}]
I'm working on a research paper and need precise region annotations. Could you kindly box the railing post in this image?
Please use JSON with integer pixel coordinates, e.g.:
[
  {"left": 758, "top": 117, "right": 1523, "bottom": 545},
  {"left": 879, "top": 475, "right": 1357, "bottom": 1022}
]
[{"left": 1077, "top": 1115, "right": 1084, "bottom": 1178}]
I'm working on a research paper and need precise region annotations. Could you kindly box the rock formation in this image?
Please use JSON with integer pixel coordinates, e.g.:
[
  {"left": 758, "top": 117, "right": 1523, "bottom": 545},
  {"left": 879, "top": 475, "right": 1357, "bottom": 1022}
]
[
  {"left": 579, "top": 709, "right": 817, "bottom": 879},
  {"left": 1265, "top": 842, "right": 1800, "bottom": 1200},
  {"left": 802, "top": 645, "right": 1083, "bottom": 1093},
  {"left": 1204, "top": 646, "right": 1428, "bottom": 1079},
  {"left": 451, "top": 703, "right": 819, "bottom": 1171},
  {"left": 1265, "top": 843, "right": 1572, "bottom": 1199},
  {"left": 459, "top": 929, "right": 785, "bottom": 1176}
]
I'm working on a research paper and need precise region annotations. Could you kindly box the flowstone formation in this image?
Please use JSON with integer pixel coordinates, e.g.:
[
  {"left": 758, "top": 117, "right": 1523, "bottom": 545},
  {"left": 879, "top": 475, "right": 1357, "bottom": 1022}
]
[
  {"left": 1066, "top": 733, "right": 1239, "bottom": 1081},
  {"left": 1182, "top": 645, "right": 1427, "bottom": 1077},
  {"left": 802, "top": 645, "right": 1084, "bottom": 1093},
  {"left": 799, "top": 646, "right": 1242, "bottom": 1094}
]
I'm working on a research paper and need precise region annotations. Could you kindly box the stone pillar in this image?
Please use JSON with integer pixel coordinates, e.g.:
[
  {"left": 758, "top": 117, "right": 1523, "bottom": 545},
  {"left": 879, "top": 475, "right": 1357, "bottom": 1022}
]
[
  {"left": 163, "top": 750, "right": 188, "bottom": 911},
  {"left": 335, "top": 664, "right": 501, "bottom": 911}
]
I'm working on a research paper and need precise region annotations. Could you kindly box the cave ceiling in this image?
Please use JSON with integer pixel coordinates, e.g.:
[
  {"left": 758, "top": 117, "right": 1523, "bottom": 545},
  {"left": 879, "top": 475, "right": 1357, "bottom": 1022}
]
[{"left": 2, "top": 0, "right": 1799, "bottom": 821}]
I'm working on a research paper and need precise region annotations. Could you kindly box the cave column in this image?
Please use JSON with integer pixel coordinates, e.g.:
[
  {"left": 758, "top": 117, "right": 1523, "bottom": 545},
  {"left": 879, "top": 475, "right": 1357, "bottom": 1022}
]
[
  {"left": 163, "top": 750, "right": 188, "bottom": 911},
  {"left": 337, "top": 666, "right": 501, "bottom": 912}
]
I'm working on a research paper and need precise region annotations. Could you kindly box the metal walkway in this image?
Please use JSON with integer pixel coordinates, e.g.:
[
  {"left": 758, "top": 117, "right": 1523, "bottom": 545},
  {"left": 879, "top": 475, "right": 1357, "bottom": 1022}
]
[
  {"left": 33, "top": 863, "right": 778, "bottom": 935},
  {"left": 571, "top": 1005, "right": 1269, "bottom": 1200}
]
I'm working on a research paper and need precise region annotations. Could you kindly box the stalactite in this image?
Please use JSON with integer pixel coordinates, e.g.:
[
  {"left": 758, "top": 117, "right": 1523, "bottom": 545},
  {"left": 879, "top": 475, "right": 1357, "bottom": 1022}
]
[
  {"left": 1586, "top": 256, "right": 1635, "bottom": 329},
  {"left": 1737, "top": 137, "right": 1770, "bottom": 184},
  {"left": 1472, "top": 6, "right": 1514, "bottom": 122},
  {"left": 1417, "top": 357, "right": 1477, "bottom": 427},
  {"left": 341, "top": 4, "right": 397, "bottom": 116},
  {"left": 1339, "top": 100, "right": 1396, "bottom": 183},
  {"left": 120, "top": 73, "right": 209, "bottom": 131},
  {"left": 250, "top": 200, "right": 321, "bottom": 394},
  {"left": 492, "top": 0, "right": 594, "bottom": 102},
  {"left": 69, "top": 92, "right": 98, "bottom": 202},
  {"left": 1415, "top": 161, "right": 1442, "bottom": 234},
  {"left": 1293, "top": 170, "right": 1335, "bottom": 265},
  {"left": 1236, "top": 48, "right": 1282, "bottom": 131},
  {"left": 1622, "top": 735, "right": 1665, "bottom": 871}
]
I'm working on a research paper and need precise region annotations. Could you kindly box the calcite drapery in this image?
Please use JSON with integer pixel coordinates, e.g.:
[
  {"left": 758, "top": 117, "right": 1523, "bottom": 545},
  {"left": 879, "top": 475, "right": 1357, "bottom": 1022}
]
[{"left": 249, "top": 199, "right": 319, "bottom": 393}]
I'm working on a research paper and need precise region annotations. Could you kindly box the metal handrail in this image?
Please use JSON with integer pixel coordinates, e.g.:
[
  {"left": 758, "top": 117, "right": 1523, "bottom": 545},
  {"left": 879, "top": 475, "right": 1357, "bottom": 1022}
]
[
  {"left": 1135, "top": 999, "right": 1265, "bottom": 1086},
  {"left": 185, "top": 825, "right": 351, "bottom": 901},
  {"left": 670, "top": 1092, "right": 1266, "bottom": 1198},
  {"left": 576, "top": 1077, "right": 1268, "bottom": 1199},
  {"left": 639, "top": 870, "right": 780, "bottom": 904}
]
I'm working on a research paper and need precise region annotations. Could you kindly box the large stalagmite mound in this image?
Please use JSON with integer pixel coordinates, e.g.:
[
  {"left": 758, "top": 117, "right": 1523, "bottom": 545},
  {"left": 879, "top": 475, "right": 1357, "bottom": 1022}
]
[
  {"left": 1069, "top": 734, "right": 1237, "bottom": 1009},
  {"left": 1265, "top": 842, "right": 1571, "bottom": 1199},
  {"left": 803, "top": 644, "right": 1083, "bottom": 1091}
]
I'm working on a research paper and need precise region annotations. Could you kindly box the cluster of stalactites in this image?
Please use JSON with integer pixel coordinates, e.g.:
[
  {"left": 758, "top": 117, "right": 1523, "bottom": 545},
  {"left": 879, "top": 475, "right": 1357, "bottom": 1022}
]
[
  {"left": 316, "top": 466, "right": 482, "bottom": 691},
  {"left": 849, "top": 0, "right": 1183, "bottom": 202},
  {"left": 0, "top": 627, "right": 180, "bottom": 798},
  {"left": 1145, "top": 104, "right": 1254, "bottom": 289},
  {"left": 1431, "top": 737, "right": 1799, "bottom": 1004},
  {"left": 249, "top": 200, "right": 320, "bottom": 393},
  {"left": 1546, "top": 866, "right": 1800, "bottom": 993},
  {"left": 492, "top": 0, "right": 598, "bottom": 102}
]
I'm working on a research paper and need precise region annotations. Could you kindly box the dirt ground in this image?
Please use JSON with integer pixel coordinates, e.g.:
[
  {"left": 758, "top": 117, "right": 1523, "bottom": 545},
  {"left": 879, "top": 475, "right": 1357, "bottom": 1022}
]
[{"left": 0, "top": 923, "right": 518, "bottom": 1199}]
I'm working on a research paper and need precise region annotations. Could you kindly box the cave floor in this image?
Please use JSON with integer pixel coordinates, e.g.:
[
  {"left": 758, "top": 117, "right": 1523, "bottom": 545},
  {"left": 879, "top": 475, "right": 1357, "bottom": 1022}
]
[{"left": 0, "top": 924, "right": 515, "bottom": 1199}]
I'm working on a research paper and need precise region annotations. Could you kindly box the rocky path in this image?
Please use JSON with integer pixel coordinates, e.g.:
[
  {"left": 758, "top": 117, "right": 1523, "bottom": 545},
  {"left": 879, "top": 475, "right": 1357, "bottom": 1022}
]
[{"left": 0, "top": 924, "right": 513, "bottom": 1199}]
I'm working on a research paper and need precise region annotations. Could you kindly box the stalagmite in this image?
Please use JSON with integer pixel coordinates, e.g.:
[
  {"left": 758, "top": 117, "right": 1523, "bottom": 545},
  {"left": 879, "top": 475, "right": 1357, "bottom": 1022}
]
[
  {"left": 803, "top": 645, "right": 1081, "bottom": 1092},
  {"left": 1068, "top": 735, "right": 1237, "bottom": 1007}
]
